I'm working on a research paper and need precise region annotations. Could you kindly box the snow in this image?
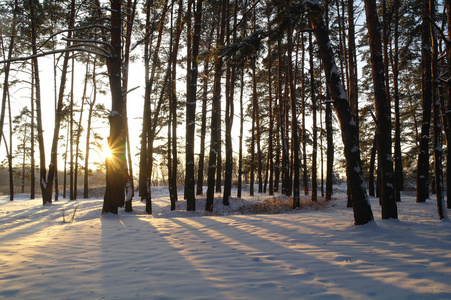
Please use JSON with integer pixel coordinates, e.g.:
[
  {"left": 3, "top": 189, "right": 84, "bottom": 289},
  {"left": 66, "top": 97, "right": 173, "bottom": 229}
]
[{"left": 1, "top": 186, "right": 450, "bottom": 299}]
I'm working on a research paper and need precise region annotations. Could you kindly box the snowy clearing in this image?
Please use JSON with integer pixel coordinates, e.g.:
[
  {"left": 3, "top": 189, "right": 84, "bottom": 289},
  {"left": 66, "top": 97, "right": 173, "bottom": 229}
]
[{"left": 0, "top": 185, "right": 450, "bottom": 299}]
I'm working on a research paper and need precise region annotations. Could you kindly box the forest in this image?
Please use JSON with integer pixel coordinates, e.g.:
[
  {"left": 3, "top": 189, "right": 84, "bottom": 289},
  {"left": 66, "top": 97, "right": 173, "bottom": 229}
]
[{"left": 0, "top": 0, "right": 449, "bottom": 225}]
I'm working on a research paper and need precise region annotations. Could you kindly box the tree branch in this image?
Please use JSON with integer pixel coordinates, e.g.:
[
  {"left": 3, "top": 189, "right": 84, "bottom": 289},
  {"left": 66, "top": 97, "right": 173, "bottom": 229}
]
[{"left": 0, "top": 47, "right": 110, "bottom": 64}]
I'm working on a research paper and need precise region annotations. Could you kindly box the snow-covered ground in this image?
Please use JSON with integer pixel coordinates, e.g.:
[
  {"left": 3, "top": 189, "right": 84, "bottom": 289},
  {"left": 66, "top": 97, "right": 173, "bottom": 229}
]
[{"left": 0, "top": 185, "right": 450, "bottom": 299}]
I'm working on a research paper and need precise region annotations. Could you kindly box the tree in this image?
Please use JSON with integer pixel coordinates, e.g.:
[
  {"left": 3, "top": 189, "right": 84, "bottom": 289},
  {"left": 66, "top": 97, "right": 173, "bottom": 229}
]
[
  {"left": 102, "top": 0, "right": 129, "bottom": 214},
  {"left": 28, "top": 0, "right": 48, "bottom": 205},
  {"left": 186, "top": 0, "right": 203, "bottom": 210},
  {"left": 429, "top": 0, "right": 446, "bottom": 219},
  {"left": 0, "top": 0, "right": 18, "bottom": 151},
  {"left": 139, "top": 0, "right": 170, "bottom": 214},
  {"left": 306, "top": 0, "right": 374, "bottom": 225},
  {"left": 364, "top": 0, "right": 397, "bottom": 219},
  {"left": 288, "top": 25, "right": 300, "bottom": 208},
  {"left": 446, "top": 0, "right": 451, "bottom": 209},
  {"left": 417, "top": 0, "right": 433, "bottom": 204},
  {"left": 206, "top": 0, "right": 227, "bottom": 212}
]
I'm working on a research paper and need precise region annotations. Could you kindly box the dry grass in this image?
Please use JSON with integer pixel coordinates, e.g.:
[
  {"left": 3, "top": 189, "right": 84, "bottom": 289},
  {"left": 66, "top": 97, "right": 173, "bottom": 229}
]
[{"left": 238, "top": 195, "right": 330, "bottom": 215}]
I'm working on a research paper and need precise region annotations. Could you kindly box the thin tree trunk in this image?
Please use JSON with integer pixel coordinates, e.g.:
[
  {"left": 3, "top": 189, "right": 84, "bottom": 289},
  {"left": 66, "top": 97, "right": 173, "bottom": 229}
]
[
  {"left": 69, "top": 57, "right": 75, "bottom": 200},
  {"left": 250, "top": 59, "right": 256, "bottom": 197},
  {"left": 301, "top": 36, "right": 309, "bottom": 196},
  {"left": 417, "top": 0, "right": 432, "bottom": 203},
  {"left": 288, "top": 26, "right": 300, "bottom": 208},
  {"left": 430, "top": 1, "right": 446, "bottom": 219},
  {"left": 446, "top": 0, "right": 451, "bottom": 209},
  {"left": 324, "top": 0, "right": 333, "bottom": 202},
  {"left": 84, "top": 58, "right": 98, "bottom": 199},
  {"left": 29, "top": 0, "right": 47, "bottom": 204},
  {"left": 63, "top": 125, "right": 68, "bottom": 199},
  {"left": 196, "top": 56, "right": 210, "bottom": 196},
  {"left": 140, "top": 0, "right": 169, "bottom": 213},
  {"left": 122, "top": 0, "right": 138, "bottom": 212},
  {"left": 237, "top": 67, "right": 244, "bottom": 198},
  {"left": 21, "top": 121, "right": 27, "bottom": 194},
  {"left": 30, "top": 65, "right": 35, "bottom": 200},
  {"left": 278, "top": 39, "right": 290, "bottom": 196},
  {"left": 186, "top": 0, "right": 203, "bottom": 210},
  {"left": 2, "top": 134, "right": 13, "bottom": 200},
  {"left": 368, "top": 131, "right": 377, "bottom": 197},
  {"left": 310, "top": 32, "right": 318, "bottom": 202},
  {"left": 267, "top": 17, "right": 274, "bottom": 196},
  {"left": 74, "top": 60, "right": 89, "bottom": 200},
  {"left": 206, "top": 0, "right": 227, "bottom": 211},
  {"left": 393, "top": 0, "right": 403, "bottom": 203},
  {"left": 224, "top": 0, "right": 237, "bottom": 206},
  {"left": 0, "top": 0, "right": 18, "bottom": 150}
]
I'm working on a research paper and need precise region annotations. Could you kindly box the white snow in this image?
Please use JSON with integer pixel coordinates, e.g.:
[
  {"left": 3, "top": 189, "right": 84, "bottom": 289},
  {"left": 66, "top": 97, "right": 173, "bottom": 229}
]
[
  {"left": 125, "top": 181, "right": 132, "bottom": 202},
  {"left": 109, "top": 110, "right": 120, "bottom": 117},
  {"left": 0, "top": 186, "right": 450, "bottom": 299}
]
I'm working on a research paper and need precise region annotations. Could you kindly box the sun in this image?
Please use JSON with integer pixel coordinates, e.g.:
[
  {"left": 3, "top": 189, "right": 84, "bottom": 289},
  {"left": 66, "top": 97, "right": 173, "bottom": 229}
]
[{"left": 101, "top": 144, "right": 113, "bottom": 161}]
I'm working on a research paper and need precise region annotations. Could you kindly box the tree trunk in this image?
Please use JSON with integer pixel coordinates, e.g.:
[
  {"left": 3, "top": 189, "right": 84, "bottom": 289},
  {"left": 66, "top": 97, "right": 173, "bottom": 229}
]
[
  {"left": 250, "top": 60, "right": 256, "bottom": 197},
  {"left": 417, "top": 0, "right": 432, "bottom": 203},
  {"left": 223, "top": 0, "right": 237, "bottom": 206},
  {"left": 307, "top": 1, "right": 374, "bottom": 225},
  {"left": 84, "top": 58, "right": 98, "bottom": 199},
  {"left": 288, "top": 27, "right": 300, "bottom": 208},
  {"left": 310, "top": 32, "right": 318, "bottom": 202},
  {"left": 300, "top": 37, "right": 309, "bottom": 196},
  {"left": 364, "top": 0, "right": 397, "bottom": 219},
  {"left": 446, "top": 0, "right": 451, "bottom": 209},
  {"left": 267, "top": 17, "right": 274, "bottom": 196},
  {"left": 29, "top": 0, "right": 47, "bottom": 204},
  {"left": 139, "top": 0, "right": 169, "bottom": 213},
  {"left": 196, "top": 56, "right": 210, "bottom": 196},
  {"left": 393, "top": 0, "right": 403, "bottom": 203},
  {"left": 74, "top": 59, "right": 89, "bottom": 201},
  {"left": 186, "top": 0, "right": 203, "bottom": 210},
  {"left": 278, "top": 39, "right": 290, "bottom": 196},
  {"left": 69, "top": 57, "right": 75, "bottom": 200},
  {"left": 430, "top": 1, "right": 446, "bottom": 219},
  {"left": 122, "top": 0, "right": 138, "bottom": 212},
  {"left": 206, "top": 0, "right": 227, "bottom": 211},
  {"left": 172, "top": 0, "right": 184, "bottom": 209},
  {"left": 368, "top": 131, "right": 377, "bottom": 197},
  {"left": 103, "top": 0, "right": 128, "bottom": 214},
  {"left": 30, "top": 65, "right": 35, "bottom": 200},
  {"left": 237, "top": 68, "right": 244, "bottom": 198},
  {"left": 0, "top": 0, "right": 18, "bottom": 150}
]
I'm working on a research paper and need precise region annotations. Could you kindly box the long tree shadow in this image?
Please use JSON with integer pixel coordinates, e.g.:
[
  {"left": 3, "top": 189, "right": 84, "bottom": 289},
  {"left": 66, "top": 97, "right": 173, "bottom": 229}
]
[
  {"left": 99, "top": 211, "right": 232, "bottom": 300},
  {"left": 189, "top": 214, "right": 451, "bottom": 299}
]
